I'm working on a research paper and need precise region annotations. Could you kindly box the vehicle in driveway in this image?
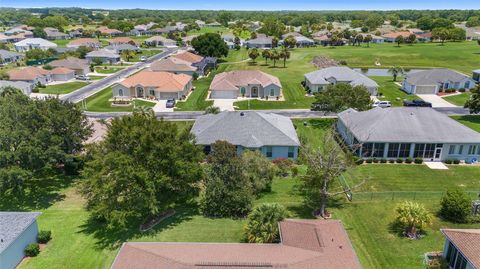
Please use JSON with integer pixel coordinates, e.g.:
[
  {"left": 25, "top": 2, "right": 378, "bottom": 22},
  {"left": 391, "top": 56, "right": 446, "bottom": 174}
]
[
  {"left": 140, "top": 56, "right": 147, "bottom": 62},
  {"left": 76, "top": 75, "right": 90, "bottom": 81},
  {"left": 403, "top": 99, "right": 432, "bottom": 107},
  {"left": 166, "top": 99, "right": 175, "bottom": 108},
  {"left": 373, "top": 101, "right": 391, "bottom": 108}
]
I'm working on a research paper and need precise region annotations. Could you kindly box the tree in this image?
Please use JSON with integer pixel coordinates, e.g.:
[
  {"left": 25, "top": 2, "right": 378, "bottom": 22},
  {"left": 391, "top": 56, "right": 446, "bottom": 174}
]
[
  {"left": 395, "top": 35, "right": 404, "bottom": 47},
  {"left": 262, "top": 49, "right": 271, "bottom": 65},
  {"left": 32, "top": 28, "right": 47, "bottom": 38},
  {"left": 465, "top": 85, "right": 480, "bottom": 113},
  {"left": 364, "top": 34, "right": 372, "bottom": 47},
  {"left": 388, "top": 66, "right": 404, "bottom": 81},
  {"left": 241, "top": 150, "right": 276, "bottom": 194},
  {"left": 278, "top": 46, "right": 290, "bottom": 68},
  {"left": 79, "top": 113, "right": 203, "bottom": 228},
  {"left": 466, "top": 16, "right": 480, "bottom": 27},
  {"left": 440, "top": 189, "right": 472, "bottom": 223},
  {"left": 283, "top": 35, "right": 297, "bottom": 48},
  {"left": 416, "top": 16, "right": 434, "bottom": 31},
  {"left": 200, "top": 141, "right": 254, "bottom": 218},
  {"left": 204, "top": 105, "right": 220, "bottom": 114},
  {"left": 364, "top": 13, "right": 384, "bottom": 30},
  {"left": 217, "top": 12, "right": 233, "bottom": 27},
  {"left": 121, "top": 49, "right": 136, "bottom": 62},
  {"left": 258, "top": 17, "right": 285, "bottom": 38},
  {"left": 269, "top": 49, "right": 280, "bottom": 67},
  {"left": 248, "top": 48, "right": 259, "bottom": 63},
  {"left": 407, "top": 34, "right": 417, "bottom": 45},
  {"left": 191, "top": 33, "right": 229, "bottom": 58},
  {"left": 271, "top": 36, "right": 279, "bottom": 48},
  {"left": 250, "top": 32, "right": 257, "bottom": 39},
  {"left": 355, "top": 34, "right": 364, "bottom": 46},
  {"left": 76, "top": 46, "right": 92, "bottom": 59},
  {"left": 450, "top": 28, "right": 466, "bottom": 41},
  {"left": 244, "top": 203, "right": 290, "bottom": 243},
  {"left": 311, "top": 83, "right": 372, "bottom": 113},
  {"left": 395, "top": 201, "right": 432, "bottom": 238},
  {"left": 432, "top": 28, "right": 450, "bottom": 45},
  {"left": 25, "top": 48, "right": 50, "bottom": 61}
]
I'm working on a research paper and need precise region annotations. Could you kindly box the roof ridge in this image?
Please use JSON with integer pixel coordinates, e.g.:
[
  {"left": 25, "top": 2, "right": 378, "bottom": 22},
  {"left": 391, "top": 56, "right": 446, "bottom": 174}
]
[{"left": 258, "top": 113, "right": 300, "bottom": 145}]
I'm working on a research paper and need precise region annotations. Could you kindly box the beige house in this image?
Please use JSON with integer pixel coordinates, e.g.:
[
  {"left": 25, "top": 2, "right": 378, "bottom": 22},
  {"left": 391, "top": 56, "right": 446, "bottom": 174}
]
[
  {"left": 149, "top": 58, "right": 197, "bottom": 76},
  {"left": 112, "top": 70, "right": 193, "bottom": 100},
  {"left": 210, "top": 70, "right": 282, "bottom": 99},
  {"left": 144, "top": 36, "right": 177, "bottom": 47},
  {"left": 50, "top": 57, "right": 90, "bottom": 76},
  {"left": 8, "top": 66, "right": 52, "bottom": 85},
  {"left": 66, "top": 38, "right": 101, "bottom": 49}
]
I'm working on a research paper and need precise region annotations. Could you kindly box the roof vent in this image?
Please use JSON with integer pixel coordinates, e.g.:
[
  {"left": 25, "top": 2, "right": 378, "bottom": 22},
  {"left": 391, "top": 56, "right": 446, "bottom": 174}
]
[{"left": 240, "top": 112, "right": 245, "bottom": 116}]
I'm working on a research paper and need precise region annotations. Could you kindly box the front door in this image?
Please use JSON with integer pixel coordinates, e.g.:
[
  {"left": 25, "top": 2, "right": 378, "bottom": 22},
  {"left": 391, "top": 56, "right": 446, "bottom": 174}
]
[
  {"left": 434, "top": 148, "right": 442, "bottom": 161},
  {"left": 251, "top": 87, "right": 258, "bottom": 97}
]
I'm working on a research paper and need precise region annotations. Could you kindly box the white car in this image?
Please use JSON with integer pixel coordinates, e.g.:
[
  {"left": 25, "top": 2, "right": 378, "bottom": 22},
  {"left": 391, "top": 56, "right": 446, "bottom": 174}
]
[
  {"left": 373, "top": 101, "right": 392, "bottom": 108},
  {"left": 140, "top": 56, "right": 147, "bottom": 62}
]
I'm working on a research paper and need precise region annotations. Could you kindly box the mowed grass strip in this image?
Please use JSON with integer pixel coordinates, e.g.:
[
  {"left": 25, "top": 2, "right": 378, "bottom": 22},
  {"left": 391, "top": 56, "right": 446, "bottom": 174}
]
[{"left": 39, "top": 82, "right": 89, "bottom": 94}]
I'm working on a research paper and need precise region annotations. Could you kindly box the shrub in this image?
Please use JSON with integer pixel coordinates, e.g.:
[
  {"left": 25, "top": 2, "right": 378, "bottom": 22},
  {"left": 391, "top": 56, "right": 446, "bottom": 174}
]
[
  {"left": 395, "top": 201, "right": 432, "bottom": 238},
  {"left": 427, "top": 257, "right": 449, "bottom": 269},
  {"left": 459, "top": 88, "right": 466, "bottom": 93},
  {"left": 440, "top": 189, "right": 472, "bottom": 223},
  {"left": 380, "top": 158, "right": 387, "bottom": 163},
  {"left": 25, "top": 243, "right": 40, "bottom": 257},
  {"left": 389, "top": 159, "right": 395, "bottom": 163},
  {"left": 405, "top": 158, "right": 413, "bottom": 164},
  {"left": 365, "top": 158, "right": 373, "bottom": 163},
  {"left": 355, "top": 158, "right": 364, "bottom": 165},
  {"left": 338, "top": 60, "right": 348, "bottom": 65},
  {"left": 453, "top": 159, "right": 460, "bottom": 164},
  {"left": 291, "top": 166, "right": 299, "bottom": 177},
  {"left": 396, "top": 158, "right": 404, "bottom": 163},
  {"left": 192, "top": 72, "right": 199, "bottom": 80},
  {"left": 372, "top": 158, "right": 379, "bottom": 163},
  {"left": 445, "top": 159, "right": 453, "bottom": 164},
  {"left": 272, "top": 158, "right": 294, "bottom": 177},
  {"left": 37, "top": 230, "right": 52, "bottom": 244},
  {"left": 242, "top": 150, "right": 276, "bottom": 194},
  {"left": 413, "top": 158, "right": 422, "bottom": 164},
  {"left": 244, "top": 203, "right": 290, "bottom": 243},
  {"left": 32, "top": 88, "right": 39, "bottom": 93}
]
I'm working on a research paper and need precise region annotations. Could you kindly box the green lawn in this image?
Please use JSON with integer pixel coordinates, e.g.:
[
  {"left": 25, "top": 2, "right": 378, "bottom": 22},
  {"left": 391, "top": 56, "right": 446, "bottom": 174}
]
[
  {"left": 188, "top": 26, "right": 231, "bottom": 36},
  {"left": 88, "top": 75, "right": 107, "bottom": 80},
  {"left": 127, "top": 49, "right": 162, "bottom": 62},
  {"left": 94, "top": 66, "right": 127, "bottom": 74},
  {"left": 451, "top": 115, "right": 480, "bottom": 132},
  {"left": 443, "top": 92, "right": 472, "bottom": 106},
  {"left": 39, "top": 82, "right": 89, "bottom": 94},
  {"left": 51, "top": 39, "right": 70, "bottom": 47},
  {"left": 84, "top": 86, "right": 155, "bottom": 112},
  {"left": 373, "top": 76, "right": 418, "bottom": 106}
]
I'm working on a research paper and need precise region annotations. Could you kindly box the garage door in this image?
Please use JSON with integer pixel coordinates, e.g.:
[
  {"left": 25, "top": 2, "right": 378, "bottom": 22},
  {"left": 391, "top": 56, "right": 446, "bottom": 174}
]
[
  {"left": 159, "top": 92, "right": 179, "bottom": 100},
  {"left": 415, "top": 86, "right": 437, "bottom": 94},
  {"left": 210, "top": 90, "right": 238, "bottom": 99}
]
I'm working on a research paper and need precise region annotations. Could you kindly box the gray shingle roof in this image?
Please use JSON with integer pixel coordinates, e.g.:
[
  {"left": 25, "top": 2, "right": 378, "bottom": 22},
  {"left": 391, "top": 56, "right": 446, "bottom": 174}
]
[
  {"left": 0, "top": 80, "right": 32, "bottom": 94},
  {"left": 304, "top": 67, "right": 378, "bottom": 88},
  {"left": 246, "top": 36, "right": 273, "bottom": 45},
  {"left": 191, "top": 111, "right": 300, "bottom": 148},
  {"left": 338, "top": 107, "right": 480, "bottom": 143},
  {"left": 0, "top": 212, "right": 41, "bottom": 253},
  {"left": 86, "top": 49, "right": 120, "bottom": 58},
  {"left": 0, "top": 49, "right": 22, "bottom": 59},
  {"left": 405, "top": 68, "right": 470, "bottom": 86},
  {"left": 14, "top": 38, "right": 57, "bottom": 48}
]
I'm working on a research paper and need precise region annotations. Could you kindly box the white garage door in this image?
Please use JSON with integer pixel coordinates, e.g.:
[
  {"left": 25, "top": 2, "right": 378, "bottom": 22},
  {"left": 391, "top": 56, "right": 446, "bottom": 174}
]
[
  {"left": 160, "top": 92, "right": 179, "bottom": 100},
  {"left": 210, "top": 90, "right": 238, "bottom": 99},
  {"left": 415, "top": 86, "right": 437, "bottom": 94}
]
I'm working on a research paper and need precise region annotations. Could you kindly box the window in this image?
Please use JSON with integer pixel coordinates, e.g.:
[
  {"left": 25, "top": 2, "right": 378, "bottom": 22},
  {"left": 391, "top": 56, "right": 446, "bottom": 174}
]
[
  {"left": 149, "top": 89, "right": 155, "bottom": 96},
  {"left": 362, "top": 143, "right": 373, "bottom": 158},
  {"left": 288, "top": 147, "right": 295, "bottom": 158},
  {"left": 372, "top": 143, "right": 385, "bottom": 158},
  {"left": 270, "top": 88, "right": 275, "bottom": 96},
  {"left": 464, "top": 81, "right": 470, "bottom": 88},
  {"left": 240, "top": 87, "right": 246, "bottom": 95},
  {"left": 414, "top": 144, "right": 425, "bottom": 158},
  {"left": 398, "top": 143, "right": 411, "bottom": 158},
  {"left": 449, "top": 145, "right": 456, "bottom": 155},
  {"left": 446, "top": 242, "right": 457, "bottom": 266},
  {"left": 457, "top": 145, "right": 464, "bottom": 155},
  {"left": 424, "top": 144, "right": 436, "bottom": 159},
  {"left": 478, "top": 145, "right": 480, "bottom": 155},
  {"left": 118, "top": 89, "right": 123, "bottom": 96},
  {"left": 265, "top": 146, "right": 273, "bottom": 158},
  {"left": 454, "top": 253, "right": 467, "bottom": 269},
  {"left": 387, "top": 143, "right": 400, "bottom": 158},
  {"left": 468, "top": 145, "right": 477, "bottom": 155}
]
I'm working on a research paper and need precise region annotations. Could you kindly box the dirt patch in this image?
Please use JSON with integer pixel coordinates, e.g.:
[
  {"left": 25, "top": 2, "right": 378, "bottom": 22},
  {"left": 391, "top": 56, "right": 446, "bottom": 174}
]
[{"left": 311, "top": 56, "right": 338, "bottom": 69}]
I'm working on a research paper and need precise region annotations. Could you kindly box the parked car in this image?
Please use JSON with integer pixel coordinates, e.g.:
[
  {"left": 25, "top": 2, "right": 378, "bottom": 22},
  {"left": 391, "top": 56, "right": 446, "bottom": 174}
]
[
  {"left": 403, "top": 100, "right": 432, "bottom": 107},
  {"left": 166, "top": 99, "right": 176, "bottom": 108},
  {"left": 76, "top": 75, "right": 90, "bottom": 81},
  {"left": 140, "top": 56, "right": 147, "bottom": 62},
  {"left": 373, "top": 101, "right": 392, "bottom": 108}
]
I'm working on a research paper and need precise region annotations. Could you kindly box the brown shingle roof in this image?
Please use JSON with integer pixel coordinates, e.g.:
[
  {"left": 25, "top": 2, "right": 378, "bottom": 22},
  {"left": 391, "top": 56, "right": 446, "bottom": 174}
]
[
  {"left": 8, "top": 66, "right": 50, "bottom": 81},
  {"left": 67, "top": 38, "right": 101, "bottom": 47},
  {"left": 210, "top": 70, "right": 281, "bottom": 91},
  {"left": 119, "top": 70, "right": 191, "bottom": 92},
  {"left": 171, "top": 51, "right": 203, "bottom": 64},
  {"left": 51, "top": 67, "right": 74, "bottom": 75},
  {"left": 50, "top": 57, "right": 89, "bottom": 70},
  {"left": 382, "top": 31, "right": 412, "bottom": 39},
  {"left": 442, "top": 229, "right": 480, "bottom": 268},
  {"left": 150, "top": 58, "right": 197, "bottom": 72},
  {"left": 111, "top": 219, "right": 361, "bottom": 269}
]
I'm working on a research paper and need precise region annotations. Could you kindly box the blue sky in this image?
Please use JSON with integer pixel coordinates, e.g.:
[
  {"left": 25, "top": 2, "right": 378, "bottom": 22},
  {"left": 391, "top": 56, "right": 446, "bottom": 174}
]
[{"left": 1, "top": 0, "right": 479, "bottom": 10}]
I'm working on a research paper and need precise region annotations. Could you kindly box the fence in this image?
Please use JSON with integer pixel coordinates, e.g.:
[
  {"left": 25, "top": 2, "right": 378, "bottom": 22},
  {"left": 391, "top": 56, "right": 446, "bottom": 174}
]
[{"left": 351, "top": 191, "right": 480, "bottom": 202}]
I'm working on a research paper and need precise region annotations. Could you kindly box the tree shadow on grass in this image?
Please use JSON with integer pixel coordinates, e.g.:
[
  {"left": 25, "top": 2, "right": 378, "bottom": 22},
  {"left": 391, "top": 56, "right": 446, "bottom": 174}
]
[
  {"left": 0, "top": 174, "right": 73, "bottom": 211},
  {"left": 78, "top": 201, "right": 198, "bottom": 250}
]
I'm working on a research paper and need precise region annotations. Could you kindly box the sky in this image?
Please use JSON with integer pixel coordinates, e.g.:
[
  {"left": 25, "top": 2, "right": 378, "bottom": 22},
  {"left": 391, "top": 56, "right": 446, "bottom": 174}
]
[{"left": 1, "top": 0, "right": 479, "bottom": 11}]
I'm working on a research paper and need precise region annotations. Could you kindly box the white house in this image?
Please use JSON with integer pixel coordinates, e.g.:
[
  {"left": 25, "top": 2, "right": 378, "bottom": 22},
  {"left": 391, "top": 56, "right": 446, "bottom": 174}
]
[
  {"left": 402, "top": 68, "right": 476, "bottom": 94},
  {"left": 209, "top": 70, "right": 282, "bottom": 99},
  {"left": 441, "top": 229, "right": 480, "bottom": 269},
  {"left": 14, "top": 38, "right": 57, "bottom": 52},
  {"left": 85, "top": 49, "right": 121, "bottom": 64}
]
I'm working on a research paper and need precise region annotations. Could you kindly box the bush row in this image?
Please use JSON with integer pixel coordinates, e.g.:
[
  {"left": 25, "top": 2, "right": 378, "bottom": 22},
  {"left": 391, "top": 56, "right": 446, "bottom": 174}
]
[{"left": 356, "top": 157, "right": 423, "bottom": 165}]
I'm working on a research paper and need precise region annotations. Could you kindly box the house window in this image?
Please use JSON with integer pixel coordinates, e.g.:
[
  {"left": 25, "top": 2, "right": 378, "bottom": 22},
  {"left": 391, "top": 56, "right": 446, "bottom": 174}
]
[
  {"left": 361, "top": 143, "right": 373, "bottom": 158},
  {"left": 464, "top": 81, "right": 470, "bottom": 88},
  {"left": 454, "top": 253, "right": 468, "bottom": 269},
  {"left": 398, "top": 143, "right": 411, "bottom": 158},
  {"left": 372, "top": 143, "right": 385, "bottom": 158},
  {"left": 270, "top": 88, "right": 275, "bottom": 96},
  {"left": 424, "top": 144, "right": 436, "bottom": 159},
  {"left": 446, "top": 242, "right": 457, "bottom": 266},
  {"left": 457, "top": 145, "right": 464, "bottom": 155},
  {"left": 204, "top": 145, "right": 211, "bottom": 155},
  {"left": 468, "top": 145, "right": 477, "bottom": 155},
  {"left": 288, "top": 147, "right": 295, "bottom": 158},
  {"left": 240, "top": 87, "right": 246, "bottom": 95},
  {"left": 449, "top": 145, "right": 456, "bottom": 155},
  {"left": 387, "top": 143, "right": 400, "bottom": 158},
  {"left": 118, "top": 89, "right": 123, "bottom": 96},
  {"left": 265, "top": 146, "right": 273, "bottom": 158},
  {"left": 414, "top": 144, "right": 425, "bottom": 158},
  {"left": 149, "top": 89, "right": 155, "bottom": 96}
]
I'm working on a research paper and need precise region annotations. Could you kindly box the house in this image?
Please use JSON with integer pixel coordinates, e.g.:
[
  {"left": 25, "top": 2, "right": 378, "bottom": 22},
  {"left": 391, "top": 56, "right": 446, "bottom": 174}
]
[
  {"left": 144, "top": 36, "right": 177, "bottom": 47},
  {"left": 210, "top": 70, "right": 282, "bottom": 99},
  {"left": 0, "top": 49, "right": 23, "bottom": 64},
  {"left": 132, "top": 22, "right": 156, "bottom": 35},
  {"left": 221, "top": 33, "right": 236, "bottom": 42},
  {"left": 171, "top": 51, "right": 216, "bottom": 75},
  {"left": 304, "top": 67, "right": 379, "bottom": 96},
  {"left": 191, "top": 111, "right": 300, "bottom": 159},
  {"left": 97, "top": 26, "right": 123, "bottom": 36},
  {"left": 181, "top": 35, "right": 197, "bottom": 46},
  {"left": 195, "top": 20, "right": 205, "bottom": 28},
  {"left": 66, "top": 38, "right": 101, "bottom": 49},
  {"left": 68, "top": 29, "right": 83, "bottom": 38},
  {"left": 44, "top": 27, "right": 68, "bottom": 40},
  {"left": 359, "top": 33, "right": 385, "bottom": 44},
  {"left": 381, "top": 31, "right": 412, "bottom": 42},
  {"left": 0, "top": 33, "right": 28, "bottom": 43},
  {"left": 0, "top": 212, "right": 41, "bottom": 269},
  {"left": 111, "top": 219, "right": 360, "bottom": 269},
  {"left": 441, "top": 229, "right": 480, "bottom": 269},
  {"left": 50, "top": 67, "right": 75, "bottom": 81},
  {"left": 85, "top": 49, "right": 121, "bottom": 64},
  {"left": 337, "top": 107, "right": 480, "bottom": 162},
  {"left": 0, "top": 80, "right": 34, "bottom": 95},
  {"left": 206, "top": 22, "right": 222, "bottom": 27},
  {"left": 50, "top": 57, "right": 90, "bottom": 76},
  {"left": 8, "top": 66, "right": 52, "bottom": 85},
  {"left": 108, "top": 37, "right": 138, "bottom": 47},
  {"left": 473, "top": 70, "right": 480, "bottom": 83},
  {"left": 4, "top": 27, "right": 33, "bottom": 37},
  {"left": 14, "top": 38, "right": 57, "bottom": 52},
  {"left": 245, "top": 35, "right": 273, "bottom": 49},
  {"left": 402, "top": 68, "right": 476, "bottom": 94},
  {"left": 104, "top": 44, "right": 140, "bottom": 54},
  {"left": 149, "top": 58, "right": 197, "bottom": 75},
  {"left": 112, "top": 70, "right": 193, "bottom": 100},
  {"left": 281, "top": 32, "right": 315, "bottom": 47}
]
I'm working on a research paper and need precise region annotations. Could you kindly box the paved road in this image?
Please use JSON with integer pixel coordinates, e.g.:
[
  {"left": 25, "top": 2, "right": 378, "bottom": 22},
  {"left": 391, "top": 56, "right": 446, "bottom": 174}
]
[{"left": 60, "top": 48, "right": 178, "bottom": 103}]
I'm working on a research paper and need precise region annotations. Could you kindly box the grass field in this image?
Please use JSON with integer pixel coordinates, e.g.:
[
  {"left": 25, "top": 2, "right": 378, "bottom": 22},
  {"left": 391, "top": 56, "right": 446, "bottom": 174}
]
[
  {"left": 51, "top": 39, "right": 71, "bottom": 47},
  {"left": 187, "top": 26, "right": 231, "bottom": 36},
  {"left": 40, "top": 82, "right": 89, "bottom": 94},
  {"left": 373, "top": 76, "right": 418, "bottom": 106},
  {"left": 451, "top": 115, "right": 480, "bottom": 132},
  {"left": 94, "top": 66, "right": 127, "bottom": 74},
  {"left": 443, "top": 92, "right": 472, "bottom": 106},
  {"left": 127, "top": 49, "right": 162, "bottom": 62},
  {"left": 84, "top": 86, "right": 155, "bottom": 112}
]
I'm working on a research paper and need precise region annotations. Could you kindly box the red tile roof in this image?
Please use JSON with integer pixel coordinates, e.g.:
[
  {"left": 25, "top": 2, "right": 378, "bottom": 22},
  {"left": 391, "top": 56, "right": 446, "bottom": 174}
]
[
  {"left": 382, "top": 31, "right": 412, "bottom": 39},
  {"left": 8, "top": 66, "right": 50, "bottom": 81},
  {"left": 171, "top": 51, "right": 203, "bottom": 64},
  {"left": 442, "top": 229, "right": 480, "bottom": 268},
  {"left": 51, "top": 67, "right": 74, "bottom": 75},
  {"left": 119, "top": 70, "right": 191, "bottom": 92},
  {"left": 210, "top": 70, "right": 281, "bottom": 91}
]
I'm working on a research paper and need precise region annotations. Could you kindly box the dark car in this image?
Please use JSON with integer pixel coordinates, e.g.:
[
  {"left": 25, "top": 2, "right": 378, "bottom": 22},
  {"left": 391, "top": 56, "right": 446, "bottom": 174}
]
[
  {"left": 166, "top": 99, "right": 176, "bottom": 108},
  {"left": 403, "top": 99, "right": 432, "bottom": 107}
]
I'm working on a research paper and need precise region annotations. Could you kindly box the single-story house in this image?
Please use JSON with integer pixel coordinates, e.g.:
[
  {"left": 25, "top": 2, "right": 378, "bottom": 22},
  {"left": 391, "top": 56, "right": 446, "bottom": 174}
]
[
  {"left": 104, "top": 44, "right": 140, "bottom": 54},
  {"left": 221, "top": 33, "right": 236, "bottom": 43},
  {"left": 97, "top": 27, "right": 123, "bottom": 36},
  {"left": 281, "top": 32, "right": 315, "bottom": 47},
  {"left": 205, "top": 22, "right": 222, "bottom": 27},
  {"left": 8, "top": 66, "right": 52, "bottom": 85},
  {"left": 0, "top": 49, "right": 24, "bottom": 64},
  {"left": 3, "top": 27, "right": 33, "bottom": 37},
  {"left": 210, "top": 70, "right": 282, "bottom": 99},
  {"left": 0, "top": 212, "right": 41, "bottom": 269},
  {"left": 85, "top": 49, "right": 121, "bottom": 64},
  {"left": 110, "top": 219, "right": 360, "bottom": 269},
  {"left": 473, "top": 70, "right": 480, "bottom": 83},
  {"left": 0, "top": 80, "right": 34, "bottom": 95},
  {"left": 195, "top": 20, "right": 205, "bottom": 28},
  {"left": 108, "top": 37, "right": 138, "bottom": 47},
  {"left": 68, "top": 29, "right": 83, "bottom": 38},
  {"left": 192, "top": 111, "right": 300, "bottom": 159},
  {"left": 245, "top": 35, "right": 273, "bottom": 49},
  {"left": 112, "top": 70, "right": 193, "bottom": 100},
  {"left": 441, "top": 229, "right": 480, "bottom": 269},
  {"left": 149, "top": 58, "right": 197, "bottom": 75},
  {"left": 66, "top": 38, "right": 101, "bottom": 50},
  {"left": 381, "top": 31, "right": 411, "bottom": 42},
  {"left": 50, "top": 57, "right": 90, "bottom": 76},
  {"left": 14, "top": 38, "right": 57, "bottom": 52},
  {"left": 360, "top": 33, "right": 385, "bottom": 44},
  {"left": 402, "top": 68, "right": 476, "bottom": 94},
  {"left": 44, "top": 27, "right": 69, "bottom": 40},
  {"left": 144, "top": 36, "right": 177, "bottom": 47},
  {"left": 304, "top": 66, "right": 379, "bottom": 96},
  {"left": 171, "top": 51, "right": 216, "bottom": 75},
  {"left": 337, "top": 107, "right": 480, "bottom": 162},
  {"left": 51, "top": 67, "right": 75, "bottom": 81}
]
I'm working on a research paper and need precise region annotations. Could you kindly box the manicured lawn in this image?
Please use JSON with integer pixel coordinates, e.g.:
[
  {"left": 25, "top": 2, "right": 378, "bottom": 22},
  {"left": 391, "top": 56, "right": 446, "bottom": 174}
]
[
  {"left": 373, "top": 76, "right": 418, "bottom": 106},
  {"left": 188, "top": 26, "right": 231, "bottom": 36},
  {"left": 51, "top": 39, "right": 70, "bottom": 47},
  {"left": 39, "top": 82, "right": 89, "bottom": 94},
  {"left": 88, "top": 75, "right": 107, "bottom": 80},
  {"left": 127, "top": 49, "right": 162, "bottom": 62},
  {"left": 443, "top": 92, "right": 472, "bottom": 106},
  {"left": 94, "top": 66, "right": 127, "bottom": 74},
  {"left": 84, "top": 86, "right": 155, "bottom": 112},
  {"left": 451, "top": 115, "right": 480, "bottom": 132},
  {"left": 174, "top": 67, "right": 222, "bottom": 111}
]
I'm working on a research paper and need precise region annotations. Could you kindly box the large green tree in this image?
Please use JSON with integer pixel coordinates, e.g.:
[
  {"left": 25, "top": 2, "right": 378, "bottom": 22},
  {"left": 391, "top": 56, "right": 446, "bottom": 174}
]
[
  {"left": 191, "top": 33, "right": 229, "bottom": 58},
  {"left": 465, "top": 85, "right": 480, "bottom": 114},
  {"left": 311, "top": 83, "right": 372, "bottom": 112},
  {"left": 79, "top": 112, "right": 204, "bottom": 228}
]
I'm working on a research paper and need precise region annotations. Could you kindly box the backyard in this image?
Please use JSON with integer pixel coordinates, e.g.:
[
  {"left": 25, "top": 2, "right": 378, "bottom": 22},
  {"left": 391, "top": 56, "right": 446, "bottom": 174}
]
[
  {"left": 39, "top": 81, "right": 89, "bottom": 94},
  {"left": 84, "top": 86, "right": 155, "bottom": 112},
  {"left": 451, "top": 115, "right": 480, "bottom": 132}
]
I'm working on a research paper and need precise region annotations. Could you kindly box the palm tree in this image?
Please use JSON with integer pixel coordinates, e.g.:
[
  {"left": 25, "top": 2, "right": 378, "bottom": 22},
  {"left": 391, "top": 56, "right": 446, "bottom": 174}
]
[
  {"left": 204, "top": 105, "right": 220, "bottom": 114},
  {"left": 121, "top": 49, "right": 136, "bottom": 62},
  {"left": 248, "top": 48, "right": 259, "bottom": 63},
  {"left": 279, "top": 46, "right": 290, "bottom": 68},
  {"left": 244, "top": 203, "right": 289, "bottom": 243},
  {"left": 395, "top": 201, "right": 432, "bottom": 238},
  {"left": 262, "top": 49, "right": 271, "bottom": 65},
  {"left": 270, "top": 49, "right": 280, "bottom": 67},
  {"left": 133, "top": 106, "right": 154, "bottom": 118},
  {"left": 388, "top": 66, "right": 404, "bottom": 82}
]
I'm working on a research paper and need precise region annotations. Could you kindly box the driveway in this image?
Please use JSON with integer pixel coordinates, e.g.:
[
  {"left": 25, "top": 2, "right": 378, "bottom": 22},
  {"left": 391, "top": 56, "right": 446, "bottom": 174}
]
[
  {"left": 417, "top": 94, "right": 457, "bottom": 108},
  {"left": 153, "top": 100, "right": 174, "bottom": 112},
  {"left": 213, "top": 99, "right": 235, "bottom": 111}
]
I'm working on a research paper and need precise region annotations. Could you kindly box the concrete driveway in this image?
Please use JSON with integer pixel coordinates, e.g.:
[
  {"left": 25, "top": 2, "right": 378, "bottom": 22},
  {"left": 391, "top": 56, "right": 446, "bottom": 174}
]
[
  {"left": 417, "top": 94, "right": 457, "bottom": 108},
  {"left": 213, "top": 99, "right": 235, "bottom": 111},
  {"left": 153, "top": 100, "right": 174, "bottom": 112}
]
